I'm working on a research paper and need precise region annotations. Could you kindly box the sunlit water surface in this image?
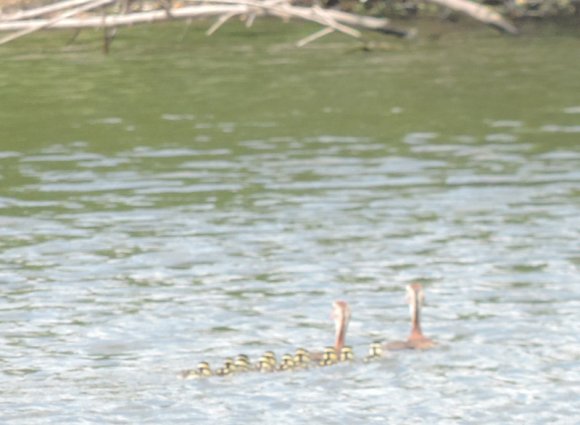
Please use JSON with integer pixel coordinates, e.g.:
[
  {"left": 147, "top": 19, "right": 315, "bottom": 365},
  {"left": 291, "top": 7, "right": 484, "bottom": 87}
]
[{"left": 0, "top": 22, "right": 579, "bottom": 424}]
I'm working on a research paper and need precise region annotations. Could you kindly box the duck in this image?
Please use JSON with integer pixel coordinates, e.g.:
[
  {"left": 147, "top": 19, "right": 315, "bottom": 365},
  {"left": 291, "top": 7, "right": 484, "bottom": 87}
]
[
  {"left": 256, "top": 355, "right": 275, "bottom": 373},
  {"left": 261, "top": 351, "right": 277, "bottom": 368},
  {"left": 180, "top": 361, "right": 212, "bottom": 379},
  {"left": 384, "top": 283, "right": 436, "bottom": 350},
  {"left": 319, "top": 346, "right": 338, "bottom": 366},
  {"left": 236, "top": 354, "right": 250, "bottom": 363},
  {"left": 311, "top": 300, "right": 352, "bottom": 361},
  {"left": 364, "top": 342, "right": 383, "bottom": 362},
  {"left": 278, "top": 354, "right": 295, "bottom": 371},
  {"left": 215, "top": 358, "right": 236, "bottom": 376},
  {"left": 234, "top": 354, "right": 252, "bottom": 372},
  {"left": 339, "top": 346, "right": 354, "bottom": 362},
  {"left": 293, "top": 347, "right": 311, "bottom": 368}
]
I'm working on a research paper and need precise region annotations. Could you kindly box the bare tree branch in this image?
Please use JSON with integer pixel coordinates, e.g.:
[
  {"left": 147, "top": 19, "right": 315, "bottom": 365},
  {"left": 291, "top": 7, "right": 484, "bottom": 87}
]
[{"left": 426, "top": 0, "right": 518, "bottom": 34}]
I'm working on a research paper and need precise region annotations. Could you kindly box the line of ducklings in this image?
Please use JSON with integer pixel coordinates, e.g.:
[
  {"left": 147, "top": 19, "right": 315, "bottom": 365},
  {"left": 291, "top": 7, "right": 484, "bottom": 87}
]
[
  {"left": 180, "top": 283, "right": 433, "bottom": 379},
  {"left": 180, "top": 344, "right": 385, "bottom": 380}
]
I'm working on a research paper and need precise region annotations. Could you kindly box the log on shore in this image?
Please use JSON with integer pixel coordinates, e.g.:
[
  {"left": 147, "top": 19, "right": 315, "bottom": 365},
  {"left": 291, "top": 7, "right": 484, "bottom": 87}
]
[
  {"left": 0, "top": 3, "right": 410, "bottom": 37},
  {"left": 426, "top": 0, "right": 518, "bottom": 34}
]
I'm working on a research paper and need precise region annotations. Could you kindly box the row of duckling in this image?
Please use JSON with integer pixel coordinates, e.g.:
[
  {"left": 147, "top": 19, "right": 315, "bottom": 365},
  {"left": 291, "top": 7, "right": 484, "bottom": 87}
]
[
  {"left": 181, "top": 343, "right": 385, "bottom": 379},
  {"left": 180, "top": 283, "right": 432, "bottom": 379}
]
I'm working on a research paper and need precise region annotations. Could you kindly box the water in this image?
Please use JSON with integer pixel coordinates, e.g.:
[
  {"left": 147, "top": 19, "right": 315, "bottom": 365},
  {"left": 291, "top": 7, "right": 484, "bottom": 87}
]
[{"left": 1, "top": 21, "right": 579, "bottom": 424}]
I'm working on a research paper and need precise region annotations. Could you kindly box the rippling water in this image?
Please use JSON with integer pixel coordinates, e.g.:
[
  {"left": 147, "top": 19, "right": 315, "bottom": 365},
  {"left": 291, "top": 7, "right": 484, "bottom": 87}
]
[{"left": 1, "top": 22, "right": 579, "bottom": 424}]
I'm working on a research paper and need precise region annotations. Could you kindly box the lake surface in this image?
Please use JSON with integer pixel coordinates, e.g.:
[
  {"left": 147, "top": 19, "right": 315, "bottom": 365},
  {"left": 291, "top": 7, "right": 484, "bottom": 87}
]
[{"left": 0, "top": 21, "right": 579, "bottom": 424}]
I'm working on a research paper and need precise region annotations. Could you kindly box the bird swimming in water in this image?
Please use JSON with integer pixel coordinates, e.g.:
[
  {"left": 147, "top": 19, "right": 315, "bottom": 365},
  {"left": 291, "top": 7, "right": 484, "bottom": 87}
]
[
  {"left": 364, "top": 342, "right": 383, "bottom": 362},
  {"left": 278, "top": 354, "right": 296, "bottom": 371},
  {"left": 234, "top": 354, "right": 252, "bottom": 372},
  {"left": 256, "top": 355, "right": 275, "bottom": 373},
  {"left": 311, "top": 300, "right": 352, "bottom": 361},
  {"left": 293, "top": 347, "right": 311, "bottom": 369},
  {"left": 384, "top": 283, "right": 436, "bottom": 350},
  {"left": 339, "top": 346, "right": 354, "bottom": 362},
  {"left": 261, "top": 351, "right": 277, "bottom": 368},
  {"left": 180, "top": 361, "right": 212, "bottom": 379},
  {"left": 215, "top": 358, "right": 236, "bottom": 376},
  {"left": 319, "top": 346, "right": 338, "bottom": 366}
]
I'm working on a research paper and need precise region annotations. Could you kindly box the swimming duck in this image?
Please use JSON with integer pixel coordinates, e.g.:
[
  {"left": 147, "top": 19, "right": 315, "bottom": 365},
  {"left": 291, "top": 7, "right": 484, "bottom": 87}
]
[
  {"left": 384, "top": 284, "right": 436, "bottom": 350},
  {"left": 215, "top": 358, "right": 236, "bottom": 376},
  {"left": 311, "top": 300, "right": 352, "bottom": 361},
  {"left": 339, "top": 346, "right": 354, "bottom": 362},
  {"left": 278, "top": 354, "right": 295, "bottom": 371},
  {"left": 234, "top": 354, "right": 252, "bottom": 372},
  {"left": 180, "top": 361, "right": 212, "bottom": 379},
  {"left": 319, "top": 346, "right": 338, "bottom": 366},
  {"left": 293, "top": 347, "right": 311, "bottom": 368},
  {"left": 256, "top": 355, "right": 275, "bottom": 373},
  {"left": 262, "top": 351, "right": 277, "bottom": 368},
  {"left": 364, "top": 342, "right": 383, "bottom": 362}
]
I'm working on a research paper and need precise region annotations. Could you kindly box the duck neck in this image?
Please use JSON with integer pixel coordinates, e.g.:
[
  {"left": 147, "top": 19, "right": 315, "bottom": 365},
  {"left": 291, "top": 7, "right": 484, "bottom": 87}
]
[
  {"left": 334, "top": 317, "right": 347, "bottom": 351},
  {"left": 409, "top": 293, "right": 423, "bottom": 338}
]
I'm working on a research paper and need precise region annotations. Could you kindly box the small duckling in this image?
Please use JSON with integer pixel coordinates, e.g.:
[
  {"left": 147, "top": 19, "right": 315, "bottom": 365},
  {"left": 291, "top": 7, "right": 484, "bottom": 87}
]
[
  {"left": 197, "top": 361, "right": 212, "bottom": 377},
  {"left": 364, "top": 342, "right": 383, "bottom": 362},
  {"left": 234, "top": 362, "right": 251, "bottom": 372},
  {"left": 224, "top": 357, "right": 235, "bottom": 370},
  {"left": 319, "top": 346, "right": 338, "bottom": 366},
  {"left": 236, "top": 354, "right": 250, "bottom": 363},
  {"left": 293, "top": 347, "right": 311, "bottom": 368},
  {"left": 278, "top": 354, "right": 295, "bottom": 371},
  {"left": 180, "top": 361, "right": 212, "bottom": 379},
  {"left": 215, "top": 358, "right": 236, "bottom": 376},
  {"left": 215, "top": 367, "right": 230, "bottom": 376},
  {"left": 234, "top": 354, "right": 252, "bottom": 372},
  {"left": 340, "top": 346, "right": 354, "bottom": 362},
  {"left": 256, "top": 355, "right": 275, "bottom": 373},
  {"left": 262, "top": 351, "right": 277, "bottom": 368}
]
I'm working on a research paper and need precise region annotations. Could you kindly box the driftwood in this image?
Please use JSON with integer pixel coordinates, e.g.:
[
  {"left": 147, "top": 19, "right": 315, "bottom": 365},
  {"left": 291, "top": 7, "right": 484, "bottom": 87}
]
[
  {"left": 426, "top": 0, "right": 518, "bottom": 34},
  {"left": 1, "top": 0, "right": 98, "bottom": 21},
  {"left": 0, "top": 0, "right": 411, "bottom": 47},
  {"left": 0, "top": 0, "right": 518, "bottom": 48},
  {"left": 0, "top": 0, "right": 114, "bottom": 44}
]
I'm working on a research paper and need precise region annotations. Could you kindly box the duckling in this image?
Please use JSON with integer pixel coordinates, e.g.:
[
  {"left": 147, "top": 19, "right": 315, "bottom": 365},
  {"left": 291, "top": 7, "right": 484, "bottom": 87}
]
[
  {"left": 236, "top": 354, "right": 250, "bottom": 363},
  {"left": 262, "top": 351, "right": 277, "bottom": 368},
  {"left": 215, "top": 367, "right": 230, "bottom": 376},
  {"left": 364, "top": 342, "right": 383, "bottom": 362},
  {"left": 215, "top": 358, "right": 236, "bottom": 376},
  {"left": 197, "top": 361, "right": 212, "bottom": 377},
  {"left": 278, "top": 354, "right": 295, "bottom": 371},
  {"left": 294, "top": 347, "right": 309, "bottom": 358},
  {"left": 256, "top": 355, "right": 275, "bottom": 373},
  {"left": 224, "top": 357, "right": 235, "bottom": 370},
  {"left": 340, "top": 346, "right": 354, "bottom": 362},
  {"left": 293, "top": 347, "right": 311, "bottom": 368},
  {"left": 319, "top": 346, "right": 338, "bottom": 366},
  {"left": 180, "top": 361, "right": 212, "bottom": 379},
  {"left": 234, "top": 354, "right": 252, "bottom": 372}
]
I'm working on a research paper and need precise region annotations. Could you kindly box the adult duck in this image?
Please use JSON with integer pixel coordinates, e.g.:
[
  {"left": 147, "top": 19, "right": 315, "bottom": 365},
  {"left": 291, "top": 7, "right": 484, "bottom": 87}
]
[
  {"left": 384, "top": 283, "right": 436, "bottom": 350},
  {"left": 311, "top": 300, "right": 352, "bottom": 361}
]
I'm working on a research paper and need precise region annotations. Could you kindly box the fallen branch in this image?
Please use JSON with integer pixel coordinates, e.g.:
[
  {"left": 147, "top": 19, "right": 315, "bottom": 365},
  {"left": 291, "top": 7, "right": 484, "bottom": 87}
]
[
  {"left": 0, "top": 1, "right": 411, "bottom": 43},
  {"left": 426, "top": 0, "right": 518, "bottom": 34},
  {"left": 0, "top": 0, "right": 95, "bottom": 22},
  {"left": 206, "top": 11, "right": 239, "bottom": 35},
  {"left": 296, "top": 26, "right": 334, "bottom": 47},
  {"left": 0, "top": 0, "right": 114, "bottom": 45}
]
